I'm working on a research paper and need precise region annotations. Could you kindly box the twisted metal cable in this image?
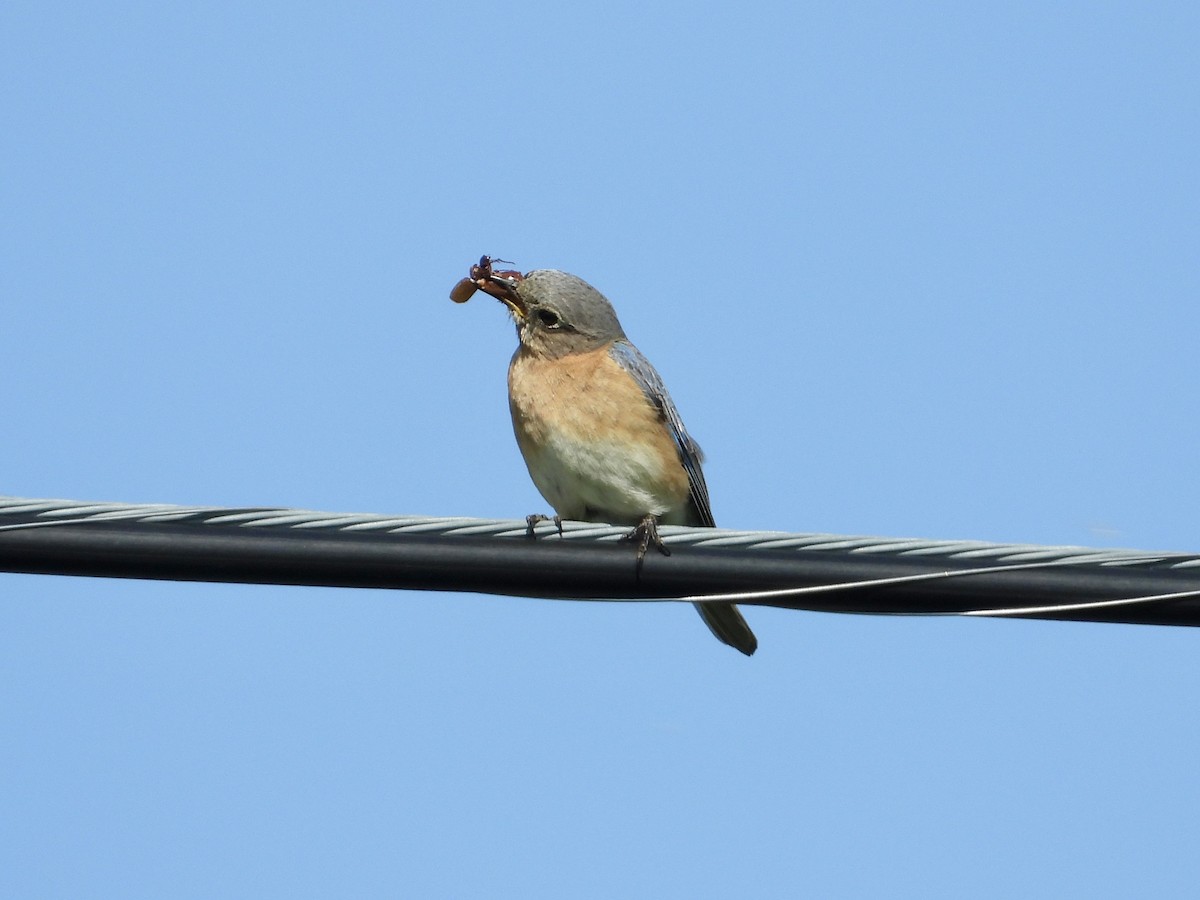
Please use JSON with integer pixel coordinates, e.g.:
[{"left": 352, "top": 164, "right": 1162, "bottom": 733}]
[
  {"left": 0, "top": 495, "right": 1191, "bottom": 565},
  {"left": 2, "top": 495, "right": 1199, "bottom": 627}
]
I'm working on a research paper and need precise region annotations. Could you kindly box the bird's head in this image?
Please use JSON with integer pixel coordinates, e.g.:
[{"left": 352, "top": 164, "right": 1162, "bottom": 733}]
[{"left": 456, "top": 257, "right": 627, "bottom": 359}]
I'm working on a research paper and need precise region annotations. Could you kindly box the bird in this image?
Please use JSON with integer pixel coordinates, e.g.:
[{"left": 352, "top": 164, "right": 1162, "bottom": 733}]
[{"left": 456, "top": 258, "right": 758, "bottom": 656}]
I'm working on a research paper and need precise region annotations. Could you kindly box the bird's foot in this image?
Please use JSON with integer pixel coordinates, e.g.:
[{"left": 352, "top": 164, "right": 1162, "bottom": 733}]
[
  {"left": 525, "top": 513, "right": 564, "bottom": 539},
  {"left": 622, "top": 513, "right": 671, "bottom": 564}
]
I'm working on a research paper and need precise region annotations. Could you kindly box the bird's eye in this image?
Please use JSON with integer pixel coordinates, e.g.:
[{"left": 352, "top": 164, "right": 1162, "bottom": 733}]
[{"left": 536, "top": 309, "right": 561, "bottom": 328}]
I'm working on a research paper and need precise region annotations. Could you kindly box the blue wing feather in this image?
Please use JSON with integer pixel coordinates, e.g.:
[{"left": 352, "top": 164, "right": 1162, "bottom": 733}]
[{"left": 607, "top": 341, "right": 715, "bottom": 527}]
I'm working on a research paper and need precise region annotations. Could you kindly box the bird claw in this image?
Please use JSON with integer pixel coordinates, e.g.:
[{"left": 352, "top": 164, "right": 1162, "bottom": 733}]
[
  {"left": 525, "top": 513, "right": 563, "bottom": 539},
  {"left": 623, "top": 514, "right": 671, "bottom": 563}
]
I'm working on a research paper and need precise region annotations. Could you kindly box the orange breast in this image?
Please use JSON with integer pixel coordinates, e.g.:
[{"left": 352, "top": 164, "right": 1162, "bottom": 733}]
[{"left": 507, "top": 346, "right": 691, "bottom": 523}]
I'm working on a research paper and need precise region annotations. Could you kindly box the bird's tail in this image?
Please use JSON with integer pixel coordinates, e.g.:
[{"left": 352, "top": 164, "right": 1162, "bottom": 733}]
[{"left": 693, "top": 601, "right": 757, "bottom": 656}]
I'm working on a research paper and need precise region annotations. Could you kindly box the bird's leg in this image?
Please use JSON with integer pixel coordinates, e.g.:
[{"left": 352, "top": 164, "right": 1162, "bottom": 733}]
[
  {"left": 623, "top": 513, "right": 671, "bottom": 562},
  {"left": 525, "top": 513, "right": 564, "bottom": 539}
]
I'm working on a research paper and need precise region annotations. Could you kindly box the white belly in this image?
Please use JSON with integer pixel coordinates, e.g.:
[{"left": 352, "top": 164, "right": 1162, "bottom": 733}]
[{"left": 520, "top": 431, "right": 681, "bottom": 525}]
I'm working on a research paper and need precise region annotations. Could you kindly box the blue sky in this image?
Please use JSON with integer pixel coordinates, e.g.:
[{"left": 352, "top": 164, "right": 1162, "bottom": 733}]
[{"left": 3, "top": 1, "right": 1199, "bottom": 896}]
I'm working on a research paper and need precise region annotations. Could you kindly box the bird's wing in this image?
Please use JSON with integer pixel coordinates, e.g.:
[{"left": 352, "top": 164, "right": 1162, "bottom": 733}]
[{"left": 608, "top": 340, "right": 715, "bottom": 527}]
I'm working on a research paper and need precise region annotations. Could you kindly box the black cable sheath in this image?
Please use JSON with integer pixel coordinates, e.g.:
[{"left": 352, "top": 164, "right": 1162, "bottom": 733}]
[{"left": 2, "top": 497, "right": 1199, "bottom": 626}]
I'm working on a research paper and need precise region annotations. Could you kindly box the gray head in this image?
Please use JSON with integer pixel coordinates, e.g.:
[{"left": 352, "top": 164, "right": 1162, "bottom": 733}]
[{"left": 480, "top": 268, "right": 628, "bottom": 359}]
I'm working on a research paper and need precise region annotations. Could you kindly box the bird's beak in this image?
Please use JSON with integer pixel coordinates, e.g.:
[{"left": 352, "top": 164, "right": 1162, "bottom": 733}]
[{"left": 471, "top": 257, "right": 527, "bottom": 319}]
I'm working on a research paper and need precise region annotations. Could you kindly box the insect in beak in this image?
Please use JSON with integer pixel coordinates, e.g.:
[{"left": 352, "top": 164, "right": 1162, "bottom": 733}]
[{"left": 449, "top": 255, "right": 526, "bottom": 317}]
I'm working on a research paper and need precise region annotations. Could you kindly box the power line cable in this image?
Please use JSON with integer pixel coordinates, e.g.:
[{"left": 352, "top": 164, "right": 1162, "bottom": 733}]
[{"left": 2, "top": 496, "right": 1199, "bottom": 627}]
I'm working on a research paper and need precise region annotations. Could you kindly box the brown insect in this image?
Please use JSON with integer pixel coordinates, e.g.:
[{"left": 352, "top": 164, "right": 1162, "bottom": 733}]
[{"left": 449, "top": 255, "right": 524, "bottom": 303}]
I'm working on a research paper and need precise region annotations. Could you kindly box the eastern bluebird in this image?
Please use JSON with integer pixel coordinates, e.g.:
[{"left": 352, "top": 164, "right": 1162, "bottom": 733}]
[{"left": 455, "top": 258, "right": 758, "bottom": 656}]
